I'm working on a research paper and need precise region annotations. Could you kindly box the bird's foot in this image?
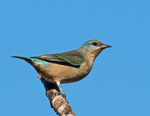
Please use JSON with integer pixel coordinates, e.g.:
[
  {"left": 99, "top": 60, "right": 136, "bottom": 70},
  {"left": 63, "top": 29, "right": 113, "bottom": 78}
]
[
  {"left": 58, "top": 92, "right": 66, "bottom": 99},
  {"left": 62, "top": 93, "right": 66, "bottom": 99}
]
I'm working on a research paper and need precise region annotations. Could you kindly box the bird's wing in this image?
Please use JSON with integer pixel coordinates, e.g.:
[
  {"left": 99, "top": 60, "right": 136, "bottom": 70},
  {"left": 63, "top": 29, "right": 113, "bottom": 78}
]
[{"left": 31, "top": 50, "right": 84, "bottom": 67}]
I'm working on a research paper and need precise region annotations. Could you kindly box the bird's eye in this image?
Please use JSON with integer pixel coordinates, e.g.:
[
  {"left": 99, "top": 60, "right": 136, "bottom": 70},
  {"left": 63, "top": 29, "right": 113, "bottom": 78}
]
[{"left": 92, "top": 42, "right": 98, "bottom": 46}]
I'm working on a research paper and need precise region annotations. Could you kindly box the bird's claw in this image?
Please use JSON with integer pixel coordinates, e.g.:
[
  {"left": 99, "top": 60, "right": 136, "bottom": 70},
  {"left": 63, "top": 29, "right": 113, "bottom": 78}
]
[
  {"left": 62, "top": 93, "right": 66, "bottom": 99},
  {"left": 58, "top": 92, "right": 66, "bottom": 99}
]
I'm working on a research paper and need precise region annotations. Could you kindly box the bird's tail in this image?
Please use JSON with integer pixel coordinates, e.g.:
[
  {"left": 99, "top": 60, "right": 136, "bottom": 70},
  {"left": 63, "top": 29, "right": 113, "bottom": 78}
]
[{"left": 11, "top": 56, "right": 33, "bottom": 64}]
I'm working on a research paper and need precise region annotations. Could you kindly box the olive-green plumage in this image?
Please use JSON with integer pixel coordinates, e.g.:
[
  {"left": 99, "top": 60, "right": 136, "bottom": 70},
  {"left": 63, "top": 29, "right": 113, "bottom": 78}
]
[{"left": 12, "top": 39, "right": 111, "bottom": 96}]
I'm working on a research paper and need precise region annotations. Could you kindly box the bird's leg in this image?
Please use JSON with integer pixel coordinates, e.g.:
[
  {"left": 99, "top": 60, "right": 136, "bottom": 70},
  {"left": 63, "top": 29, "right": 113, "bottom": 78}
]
[{"left": 56, "top": 82, "right": 66, "bottom": 98}]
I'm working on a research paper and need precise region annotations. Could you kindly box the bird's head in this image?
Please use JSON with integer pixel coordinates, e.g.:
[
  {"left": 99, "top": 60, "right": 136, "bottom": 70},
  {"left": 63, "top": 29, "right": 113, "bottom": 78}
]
[{"left": 78, "top": 39, "right": 112, "bottom": 60}]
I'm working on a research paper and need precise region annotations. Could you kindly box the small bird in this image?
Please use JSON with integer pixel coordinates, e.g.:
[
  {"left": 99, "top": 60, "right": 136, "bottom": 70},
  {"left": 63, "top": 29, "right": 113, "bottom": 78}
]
[{"left": 12, "top": 39, "right": 111, "bottom": 96}]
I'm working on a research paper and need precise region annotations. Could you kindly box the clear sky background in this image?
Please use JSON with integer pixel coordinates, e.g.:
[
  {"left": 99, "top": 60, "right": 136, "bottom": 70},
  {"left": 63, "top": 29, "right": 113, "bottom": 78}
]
[{"left": 0, "top": 0, "right": 150, "bottom": 116}]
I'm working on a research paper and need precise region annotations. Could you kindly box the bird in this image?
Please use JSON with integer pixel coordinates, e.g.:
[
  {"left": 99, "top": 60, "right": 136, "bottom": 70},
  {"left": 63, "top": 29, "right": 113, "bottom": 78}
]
[{"left": 12, "top": 39, "right": 111, "bottom": 97}]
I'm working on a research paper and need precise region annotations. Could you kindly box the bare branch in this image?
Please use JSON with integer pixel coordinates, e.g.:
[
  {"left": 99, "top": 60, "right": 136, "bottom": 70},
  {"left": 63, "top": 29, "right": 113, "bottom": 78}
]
[{"left": 39, "top": 76, "right": 76, "bottom": 116}]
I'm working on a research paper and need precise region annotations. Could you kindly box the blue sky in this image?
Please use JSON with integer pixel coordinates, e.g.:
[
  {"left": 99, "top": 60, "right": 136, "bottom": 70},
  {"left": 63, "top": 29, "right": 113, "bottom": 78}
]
[{"left": 1, "top": 0, "right": 150, "bottom": 116}]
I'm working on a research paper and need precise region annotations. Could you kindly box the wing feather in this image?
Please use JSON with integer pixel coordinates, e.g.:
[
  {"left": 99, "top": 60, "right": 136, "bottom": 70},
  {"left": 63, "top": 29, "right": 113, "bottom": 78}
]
[{"left": 31, "top": 50, "right": 84, "bottom": 67}]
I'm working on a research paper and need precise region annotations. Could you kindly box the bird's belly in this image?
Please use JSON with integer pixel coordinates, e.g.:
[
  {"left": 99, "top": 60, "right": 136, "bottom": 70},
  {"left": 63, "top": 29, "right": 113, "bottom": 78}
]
[{"left": 39, "top": 62, "right": 91, "bottom": 84}]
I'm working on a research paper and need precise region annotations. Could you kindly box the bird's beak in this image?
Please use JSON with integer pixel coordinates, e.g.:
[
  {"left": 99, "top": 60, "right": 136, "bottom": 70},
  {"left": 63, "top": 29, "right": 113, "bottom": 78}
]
[{"left": 101, "top": 44, "right": 112, "bottom": 49}]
